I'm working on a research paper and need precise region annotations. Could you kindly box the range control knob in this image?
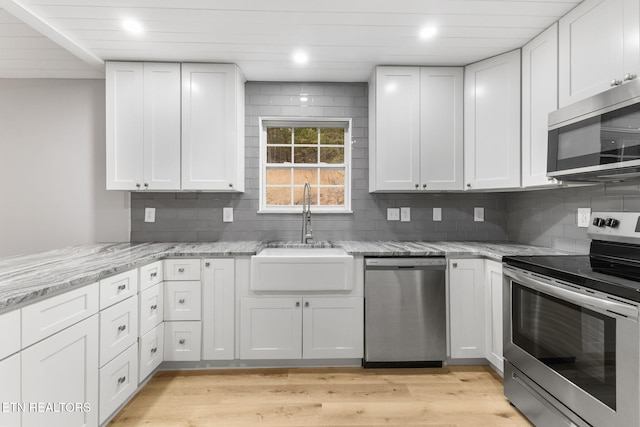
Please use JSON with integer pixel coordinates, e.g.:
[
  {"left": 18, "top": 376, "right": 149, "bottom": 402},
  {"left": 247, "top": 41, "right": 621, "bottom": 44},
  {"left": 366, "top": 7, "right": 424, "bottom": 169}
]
[
  {"left": 593, "top": 217, "right": 606, "bottom": 227},
  {"left": 605, "top": 218, "right": 620, "bottom": 228}
]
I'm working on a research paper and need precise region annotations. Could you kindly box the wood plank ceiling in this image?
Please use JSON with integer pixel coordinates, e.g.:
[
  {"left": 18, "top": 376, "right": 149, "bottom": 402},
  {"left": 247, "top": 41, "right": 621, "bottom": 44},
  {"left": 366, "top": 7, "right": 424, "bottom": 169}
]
[{"left": 0, "top": 0, "right": 583, "bottom": 81}]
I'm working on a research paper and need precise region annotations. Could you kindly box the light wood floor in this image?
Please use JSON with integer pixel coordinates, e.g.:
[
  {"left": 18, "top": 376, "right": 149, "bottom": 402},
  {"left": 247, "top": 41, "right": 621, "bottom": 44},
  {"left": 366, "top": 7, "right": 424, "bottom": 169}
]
[{"left": 109, "top": 366, "right": 533, "bottom": 426}]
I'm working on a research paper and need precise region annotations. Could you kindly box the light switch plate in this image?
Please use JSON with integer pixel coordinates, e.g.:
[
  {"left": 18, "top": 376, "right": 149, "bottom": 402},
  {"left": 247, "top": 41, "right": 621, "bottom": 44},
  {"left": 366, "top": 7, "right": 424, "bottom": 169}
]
[
  {"left": 577, "top": 208, "right": 591, "bottom": 228},
  {"left": 400, "top": 207, "right": 411, "bottom": 222},
  {"left": 144, "top": 208, "right": 156, "bottom": 223},
  {"left": 474, "top": 207, "right": 485, "bottom": 222},
  {"left": 223, "top": 207, "right": 234, "bottom": 223},
  {"left": 387, "top": 208, "right": 400, "bottom": 221},
  {"left": 433, "top": 208, "right": 442, "bottom": 222}
]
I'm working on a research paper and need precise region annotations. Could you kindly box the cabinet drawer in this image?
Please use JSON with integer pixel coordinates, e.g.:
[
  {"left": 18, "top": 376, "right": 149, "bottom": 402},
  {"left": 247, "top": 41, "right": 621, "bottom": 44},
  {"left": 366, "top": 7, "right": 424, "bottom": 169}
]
[
  {"left": 22, "top": 282, "right": 99, "bottom": 347},
  {"left": 139, "top": 323, "right": 164, "bottom": 383},
  {"left": 0, "top": 309, "right": 20, "bottom": 360},
  {"left": 164, "top": 321, "right": 201, "bottom": 361},
  {"left": 139, "top": 283, "right": 163, "bottom": 336},
  {"left": 100, "top": 269, "right": 139, "bottom": 310},
  {"left": 164, "top": 259, "right": 201, "bottom": 281},
  {"left": 165, "top": 281, "right": 201, "bottom": 321},
  {"left": 99, "top": 343, "right": 139, "bottom": 424},
  {"left": 140, "top": 261, "right": 163, "bottom": 291},
  {"left": 100, "top": 296, "right": 138, "bottom": 366}
]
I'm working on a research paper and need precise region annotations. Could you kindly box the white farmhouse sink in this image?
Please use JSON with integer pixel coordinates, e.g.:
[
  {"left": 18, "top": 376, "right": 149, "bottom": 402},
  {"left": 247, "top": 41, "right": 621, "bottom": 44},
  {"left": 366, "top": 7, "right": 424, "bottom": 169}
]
[{"left": 250, "top": 246, "right": 354, "bottom": 291}]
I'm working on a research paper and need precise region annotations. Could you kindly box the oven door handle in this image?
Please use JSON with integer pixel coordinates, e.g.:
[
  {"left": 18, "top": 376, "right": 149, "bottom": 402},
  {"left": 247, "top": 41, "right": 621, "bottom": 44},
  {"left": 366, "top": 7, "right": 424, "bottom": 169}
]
[{"left": 504, "top": 267, "right": 639, "bottom": 319}]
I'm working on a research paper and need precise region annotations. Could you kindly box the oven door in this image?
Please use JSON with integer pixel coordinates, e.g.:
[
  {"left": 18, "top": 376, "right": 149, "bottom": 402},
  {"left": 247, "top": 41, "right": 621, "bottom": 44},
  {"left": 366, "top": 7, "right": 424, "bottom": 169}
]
[{"left": 503, "top": 266, "right": 640, "bottom": 427}]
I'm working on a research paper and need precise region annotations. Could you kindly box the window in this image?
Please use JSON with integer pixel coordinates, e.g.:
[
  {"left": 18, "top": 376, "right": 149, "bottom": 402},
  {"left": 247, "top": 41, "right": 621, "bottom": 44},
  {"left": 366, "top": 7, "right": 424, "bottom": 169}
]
[{"left": 259, "top": 117, "right": 352, "bottom": 213}]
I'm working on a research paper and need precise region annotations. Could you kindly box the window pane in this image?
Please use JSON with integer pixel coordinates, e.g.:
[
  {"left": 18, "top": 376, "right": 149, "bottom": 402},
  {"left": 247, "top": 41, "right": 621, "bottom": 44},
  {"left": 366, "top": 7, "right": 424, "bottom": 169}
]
[
  {"left": 320, "top": 170, "right": 345, "bottom": 185},
  {"left": 320, "top": 147, "right": 344, "bottom": 164},
  {"left": 320, "top": 187, "right": 345, "bottom": 205},
  {"left": 267, "top": 128, "right": 292, "bottom": 145},
  {"left": 266, "top": 169, "right": 291, "bottom": 185},
  {"left": 294, "top": 147, "right": 318, "bottom": 164},
  {"left": 320, "top": 128, "right": 345, "bottom": 145},
  {"left": 294, "top": 128, "right": 318, "bottom": 145},
  {"left": 266, "top": 187, "right": 292, "bottom": 205},
  {"left": 293, "top": 186, "right": 317, "bottom": 206},
  {"left": 293, "top": 169, "right": 318, "bottom": 185},
  {"left": 267, "top": 146, "right": 291, "bottom": 164}
]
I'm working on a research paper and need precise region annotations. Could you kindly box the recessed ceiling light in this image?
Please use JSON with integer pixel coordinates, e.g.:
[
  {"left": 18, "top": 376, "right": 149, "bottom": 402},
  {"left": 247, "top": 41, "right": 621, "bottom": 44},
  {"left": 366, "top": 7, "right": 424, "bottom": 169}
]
[
  {"left": 122, "top": 18, "right": 144, "bottom": 35},
  {"left": 419, "top": 26, "right": 438, "bottom": 40},
  {"left": 293, "top": 51, "right": 309, "bottom": 64}
]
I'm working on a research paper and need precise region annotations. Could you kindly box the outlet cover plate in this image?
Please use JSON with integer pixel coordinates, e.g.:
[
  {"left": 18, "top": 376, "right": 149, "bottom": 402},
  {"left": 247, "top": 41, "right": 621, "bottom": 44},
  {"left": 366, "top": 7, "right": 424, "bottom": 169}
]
[
  {"left": 474, "top": 207, "right": 485, "bottom": 222},
  {"left": 433, "top": 208, "right": 442, "bottom": 222},
  {"left": 144, "top": 208, "right": 156, "bottom": 223},
  {"left": 577, "top": 208, "right": 591, "bottom": 228},
  {"left": 400, "top": 207, "right": 411, "bottom": 222},
  {"left": 387, "top": 208, "right": 400, "bottom": 221},
  {"left": 223, "top": 207, "right": 234, "bottom": 223}
]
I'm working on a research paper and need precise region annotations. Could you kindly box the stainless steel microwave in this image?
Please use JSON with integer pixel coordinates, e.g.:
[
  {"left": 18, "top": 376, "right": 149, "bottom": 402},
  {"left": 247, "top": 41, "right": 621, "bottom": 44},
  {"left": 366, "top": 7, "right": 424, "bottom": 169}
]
[{"left": 548, "top": 78, "right": 640, "bottom": 182}]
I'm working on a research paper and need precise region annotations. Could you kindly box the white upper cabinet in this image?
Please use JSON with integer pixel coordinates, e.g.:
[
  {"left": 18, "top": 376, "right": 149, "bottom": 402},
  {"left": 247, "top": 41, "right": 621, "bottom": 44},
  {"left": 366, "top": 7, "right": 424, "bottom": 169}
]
[
  {"left": 522, "top": 24, "right": 561, "bottom": 188},
  {"left": 464, "top": 50, "right": 521, "bottom": 190},
  {"left": 369, "top": 66, "right": 463, "bottom": 192},
  {"left": 106, "top": 62, "right": 181, "bottom": 191},
  {"left": 559, "top": 0, "right": 640, "bottom": 107},
  {"left": 181, "top": 63, "right": 245, "bottom": 192}
]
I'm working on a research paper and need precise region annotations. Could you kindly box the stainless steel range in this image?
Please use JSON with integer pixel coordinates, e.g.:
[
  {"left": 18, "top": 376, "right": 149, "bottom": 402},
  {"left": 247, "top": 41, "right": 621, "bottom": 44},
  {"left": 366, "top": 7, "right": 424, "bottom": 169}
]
[{"left": 503, "top": 212, "right": 640, "bottom": 427}]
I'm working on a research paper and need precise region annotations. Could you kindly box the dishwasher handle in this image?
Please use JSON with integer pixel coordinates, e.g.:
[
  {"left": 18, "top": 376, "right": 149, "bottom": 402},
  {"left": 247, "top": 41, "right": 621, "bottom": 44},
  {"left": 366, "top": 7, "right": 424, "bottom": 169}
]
[{"left": 365, "top": 257, "right": 446, "bottom": 270}]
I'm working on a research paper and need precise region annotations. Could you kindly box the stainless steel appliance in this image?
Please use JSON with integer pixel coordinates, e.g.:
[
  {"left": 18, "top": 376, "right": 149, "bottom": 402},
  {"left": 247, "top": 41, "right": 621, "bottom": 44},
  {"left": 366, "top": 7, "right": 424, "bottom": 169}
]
[
  {"left": 364, "top": 257, "right": 446, "bottom": 368},
  {"left": 548, "top": 78, "right": 640, "bottom": 182},
  {"left": 503, "top": 212, "right": 640, "bottom": 427}
]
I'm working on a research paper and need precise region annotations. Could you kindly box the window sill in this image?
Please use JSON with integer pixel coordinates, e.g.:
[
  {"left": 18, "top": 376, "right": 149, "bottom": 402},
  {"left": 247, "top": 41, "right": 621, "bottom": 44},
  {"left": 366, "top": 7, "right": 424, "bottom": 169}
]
[{"left": 257, "top": 208, "right": 353, "bottom": 215}]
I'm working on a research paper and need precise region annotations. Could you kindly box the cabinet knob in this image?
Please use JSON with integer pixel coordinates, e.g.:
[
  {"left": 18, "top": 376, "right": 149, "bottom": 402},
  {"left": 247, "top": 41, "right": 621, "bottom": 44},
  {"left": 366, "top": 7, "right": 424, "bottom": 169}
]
[
  {"left": 150, "top": 272, "right": 157, "bottom": 278},
  {"left": 228, "top": 183, "right": 233, "bottom": 188},
  {"left": 151, "top": 347, "right": 157, "bottom": 354},
  {"left": 178, "top": 298, "right": 185, "bottom": 304},
  {"left": 624, "top": 73, "right": 637, "bottom": 82},
  {"left": 305, "top": 301, "right": 310, "bottom": 307},
  {"left": 611, "top": 79, "right": 623, "bottom": 87},
  {"left": 452, "top": 263, "right": 458, "bottom": 268},
  {"left": 422, "top": 184, "right": 427, "bottom": 189},
  {"left": 117, "top": 284, "right": 126, "bottom": 291},
  {"left": 178, "top": 268, "right": 185, "bottom": 273},
  {"left": 415, "top": 184, "right": 419, "bottom": 189},
  {"left": 118, "top": 325, "right": 127, "bottom": 332},
  {"left": 118, "top": 376, "right": 126, "bottom": 384},
  {"left": 295, "top": 301, "right": 300, "bottom": 307},
  {"left": 466, "top": 183, "right": 471, "bottom": 188},
  {"left": 136, "top": 183, "right": 141, "bottom": 189},
  {"left": 205, "top": 262, "right": 210, "bottom": 267},
  {"left": 144, "top": 183, "right": 149, "bottom": 188},
  {"left": 179, "top": 339, "right": 186, "bottom": 344},
  {"left": 150, "top": 304, "right": 157, "bottom": 310}
]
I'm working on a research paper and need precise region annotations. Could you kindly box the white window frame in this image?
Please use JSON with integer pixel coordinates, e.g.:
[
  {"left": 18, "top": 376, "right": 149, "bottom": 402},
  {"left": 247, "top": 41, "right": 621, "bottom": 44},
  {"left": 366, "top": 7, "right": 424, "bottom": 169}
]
[{"left": 258, "top": 116, "right": 352, "bottom": 214}]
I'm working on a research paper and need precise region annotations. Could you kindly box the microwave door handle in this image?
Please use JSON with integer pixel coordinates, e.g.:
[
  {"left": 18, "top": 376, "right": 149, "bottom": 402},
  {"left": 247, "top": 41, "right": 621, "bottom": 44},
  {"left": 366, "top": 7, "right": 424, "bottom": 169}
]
[{"left": 504, "top": 267, "right": 639, "bottom": 319}]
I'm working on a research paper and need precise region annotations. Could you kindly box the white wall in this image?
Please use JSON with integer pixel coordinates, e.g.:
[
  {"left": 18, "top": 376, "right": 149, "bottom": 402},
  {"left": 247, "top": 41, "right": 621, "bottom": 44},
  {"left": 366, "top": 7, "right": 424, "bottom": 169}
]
[{"left": 0, "top": 79, "right": 130, "bottom": 257}]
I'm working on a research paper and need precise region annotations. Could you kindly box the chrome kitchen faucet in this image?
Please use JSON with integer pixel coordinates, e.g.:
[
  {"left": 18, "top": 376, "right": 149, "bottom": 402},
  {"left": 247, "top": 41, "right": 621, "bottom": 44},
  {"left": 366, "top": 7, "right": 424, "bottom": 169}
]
[{"left": 301, "top": 182, "right": 313, "bottom": 243}]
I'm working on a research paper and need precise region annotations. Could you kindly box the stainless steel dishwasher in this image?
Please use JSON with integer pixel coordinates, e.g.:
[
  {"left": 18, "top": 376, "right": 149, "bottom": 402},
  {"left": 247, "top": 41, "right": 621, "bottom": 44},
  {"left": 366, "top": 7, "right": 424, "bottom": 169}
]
[{"left": 364, "top": 257, "right": 446, "bottom": 367}]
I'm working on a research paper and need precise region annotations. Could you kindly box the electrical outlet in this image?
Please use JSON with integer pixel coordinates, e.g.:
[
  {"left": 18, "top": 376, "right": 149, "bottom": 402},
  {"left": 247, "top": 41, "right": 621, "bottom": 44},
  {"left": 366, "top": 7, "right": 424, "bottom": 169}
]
[
  {"left": 577, "top": 208, "right": 591, "bottom": 228},
  {"left": 144, "top": 208, "right": 156, "bottom": 223},
  {"left": 387, "top": 208, "right": 400, "bottom": 221},
  {"left": 400, "top": 207, "right": 411, "bottom": 222},
  {"left": 474, "top": 207, "right": 485, "bottom": 222},
  {"left": 223, "top": 207, "right": 234, "bottom": 223},
  {"left": 433, "top": 208, "right": 442, "bottom": 222}
]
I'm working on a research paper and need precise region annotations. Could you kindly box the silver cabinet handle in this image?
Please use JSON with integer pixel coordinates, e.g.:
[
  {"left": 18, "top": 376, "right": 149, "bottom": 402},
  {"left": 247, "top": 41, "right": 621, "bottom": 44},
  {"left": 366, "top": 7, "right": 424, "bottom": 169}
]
[
  {"left": 150, "top": 304, "right": 157, "bottom": 310},
  {"left": 452, "top": 263, "right": 458, "bottom": 268},
  {"left": 305, "top": 301, "right": 309, "bottom": 308},
  {"left": 466, "top": 183, "right": 471, "bottom": 188},
  {"left": 118, "top": 376, "right": 126, "bottom": 384},
  {"left": 117, "top": 284, "right": 126, "bottom": 291},
  {"left": 228, "top": 183, "right": 233, "bottom": 188},
  {"left": 144, "top": 183, "right": 149, "bottom": 188},
  {"left": 179, "top": 339, "right": 186, "bottom": 344},
  {"left": 422, "top": 184, "right": 427, "bottom": 189},
  {"left": 624, "top": 73, "right": 637, "bottom": 82},
  {"left": 295, "top": 301, "right": 300, "bottom": 307},
  {"left": 205, "top": 262, "right": 210, "bottom": 267},
  {"left": 415, "top": 184, "right": 419, "bottom": 189},
  {"left": 178, "top": 298, "right": 185, "bottom": 304},
  {"left": 136, "top": 183, "right": 141, "bottom": 189},
  {"left": 178, "top": 268, "right": 185, "bottom": 273},
  {"left": 150, "top": 272, "right": 157, "bottom": 278},
  {"left": 151, "top": 347, "right": 157, "bottom": 354},
  {"left": 118, "top": 325, "right": 127, "bottom": 332},
  {"left": 611, "top": 78, "right": 623, "bottom": 86}
]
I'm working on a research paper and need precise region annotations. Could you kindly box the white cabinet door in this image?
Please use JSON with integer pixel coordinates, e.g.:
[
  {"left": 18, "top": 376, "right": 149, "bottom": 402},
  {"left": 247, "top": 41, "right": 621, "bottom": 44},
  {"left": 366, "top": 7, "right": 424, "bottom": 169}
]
[
  {"left": 164, "top": 281, "right": 202, "bottom": 321},
  {"left": 181, "top": 63, "right": 245, "bottom": 191},
  {"left": 240, "top": 298, "right": 302, "bottom": 360},
  {"left": 369, "top": 66, "right": 421, "bottom": 191},
  {"left": 139, "top": 282, "right": 163, "bottom": 336},
  {"left": 22, "top": 315, "right": 99, "bottom": 427},
  {"left": 559, "top": 0, "right": 640, "bottom": 106},
  {"left": 106, "top": 62, "right": 144, "bottom": 190},
  {"left": 449, "top": 258, "right": 485, "bottom": 359},
  {"left": 302, "top": 297, "right": 363, "bottom": 359},
  {"left": 420, "top": 67, "right": 464, "bottom": 191},
  {"left": 143, "top": 63, "right": 181, "bottom": 190},
  {"left": 522, "top": 24, "right": 561, "bottom": 189},
  {"left": 484, "top": 260, "right": 504, "bottom": 373},
  {"left": 106, "top": 62, "right": 181, "bottom": 191},
  {"left": 99, "top": 295, "right": 138, "bottom": 366},
  {"left": 139, "top": 323, "right": 164, "bottom": 383},
  {"left": 464, "top": 50, "right": 521, "bottom": 190},
  {"left": 99, "top": 343, "right": 138, "bottom": 424},
  {"left": 163, "top": 321, "right": 202, "bottom": 362},
  {"left": 202, "top": 259, "right": 235, "bottom": 360},
  {"left": 0, "top": 353, "right": 20, "bottom": 427}
]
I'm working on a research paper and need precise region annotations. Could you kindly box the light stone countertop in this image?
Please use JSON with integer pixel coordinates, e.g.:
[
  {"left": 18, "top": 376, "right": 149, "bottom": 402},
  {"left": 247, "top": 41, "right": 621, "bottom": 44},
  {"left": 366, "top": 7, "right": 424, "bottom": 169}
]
[{"left": 0, "top": 240, "right": 572, "bottom": 313}]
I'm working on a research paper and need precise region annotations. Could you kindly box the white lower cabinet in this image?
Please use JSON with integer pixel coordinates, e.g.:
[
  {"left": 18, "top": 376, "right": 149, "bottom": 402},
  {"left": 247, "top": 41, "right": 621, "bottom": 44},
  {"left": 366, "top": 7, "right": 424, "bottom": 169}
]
[
  {"left": 484, "top": 260, "right": 504, "bottom": 373},
  {"left": 202, "top": 259, "right": 235, "bottom": 360},
  {"left": 100, "top": 295, "right": 139, "bottom": 366},
  {"left": 240, "top": 297, "right": 364, "bottom": 360},
  {"left": 99, "top": 343, "right": 139, "bottom": 424},
  {"left": 21, "top": 315, "right": 99, "bottom": 427},
  {"left": 139, "top": 283, "right": 163, "bottom": 337},
  {"left": 449, "top": 258, "right": 486, "bottom": 359},
  {"left": 0, "top": 353, "right": 20, "bottom": 427},
  {"left": 139, "top": 323, "right": 164, "bottom": 383},
  {"left": 164, "top": 321, "right": 202, "bottom": 361}
]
